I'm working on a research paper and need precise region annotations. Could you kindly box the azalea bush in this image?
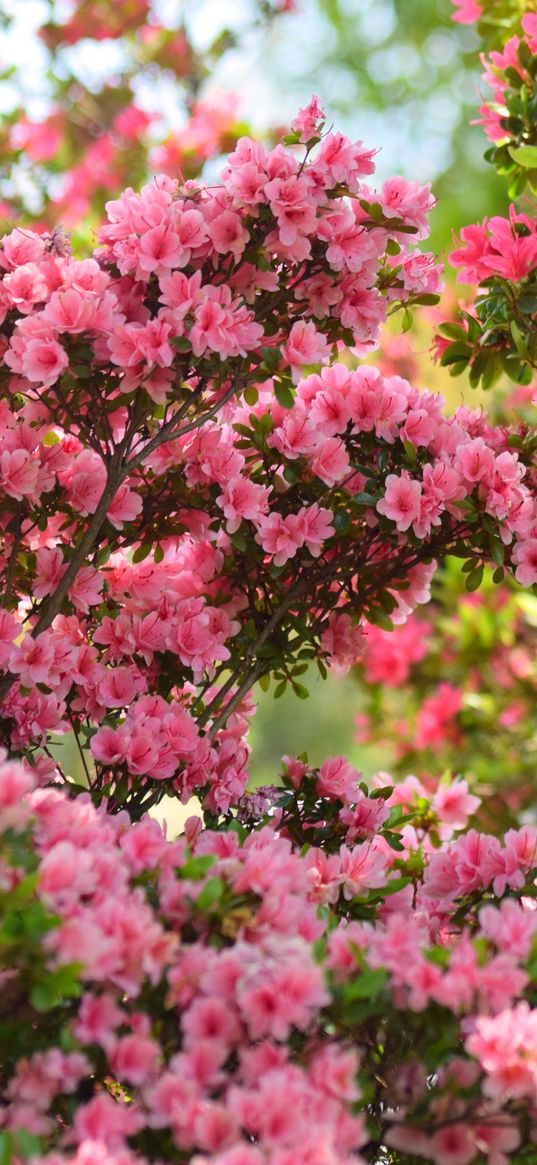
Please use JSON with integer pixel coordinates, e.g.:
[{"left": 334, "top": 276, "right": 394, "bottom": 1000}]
[
  {"left": 1, "top": 750, "right": 537, "bottom": 1165},
  {"left": 0, "top": 1, "right": 536, "bottom": 1163},
  {"left": 438, "top": 4, "right": 537, "bottom": 391},
  {"left": 3, "top": 105, "right": 510, "bottom": 816}
]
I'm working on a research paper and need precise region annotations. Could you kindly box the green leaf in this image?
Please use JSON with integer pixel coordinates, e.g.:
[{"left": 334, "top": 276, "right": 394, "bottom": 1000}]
[
  {"left": 465, "top": 564, "right": 484, "bottom": 592},
  {"left": 132, "top": 542, "right": 152, "bottom": 564},
  {"left": 425, "top": 946, "right": 450, "bottom": 969},
  {"left": 440, "top": 341, "right": 471, "bottom": 366},
  {"left": 508, "top": 144, "right": 537, "bottom": 168},
  {"left": 481, "top": 357, "right": 502, "bottom": 391},
  {"left": 469, "top": 352, "right": 490, "bottom": 388},
  {"left": 10, "top": 871, "right": 39, "bottom": 904},
  {"left": 30, "top": 964, "right": 83, "bottom": 1013},
  {"left": 517, "top": 293, "right": 537, "bottom": 314},
  {"left": 334, "top": 509, "right": 349, "bottom": 534},
  {"left": 13, "top": 1131, "right": 41, "bottom": 1160},
  {"left": 413, "top": 293, "right": 440, "bottom": 306},
  {"left": 178, "top": 854, "right": 216, "bottom": 881},
  {"left": 365, "top": 608, "right": 393, "bottom": 632},
  {"left": 273, "top": 380, "right": 294, "bottom": 409},
  {"left": 403, "top": 439, "right": 417, "bottom": 461},
  {"left": 20, "top": 900, "right": 60, "bottom": 941},
  {"left": 510, "top": 319, "right": 528, "bottom": 356},
  {"left": 283, "top": 464, "right": 298, "bottom": 485},
  {"left": 0, "top": 1132, "right": 13, "bottom": 1165},
  {"left": 230, "top": 529, "right": 246, "bottom": 551},
  {"left": 196, "top": 876, "right": 224, "bottom": 912},
  {"left": 113, "top": 773, "right": 129, "bottom": 804},
  {"left": 504, "top": 65, "right": 524, "bottom": 89},
  {"left": 378, "top": 589, "right": 397, "bottom": 614},
  {"left": 261, "top": 345, "right": 282, "bottom": 372},
  {"left": 383, "top": 830, "right": 406, "bottom": 852},
  {"left": 438, "top": 322, "right": 469, "bottom": 342},
  {"left": 363, "top": 200, "right": 383, "bottom": 223},
  {"left": 243, "top": 385, "right": 258, "bottom": 406},
  {"left": 343, "top": 967, "right": 388, "bottom": 1001},
  {"left": 489, "top": 538, "right": 505, "bottom": 567},
  {"left": 30, "top": 985, "right": 56, "bottom": 1013},
  {"left": 373, "top": 876, "right": 412, "bottom": 897},
  {"left": 353, "top": 491, "right": 377, "bottom": 506}
]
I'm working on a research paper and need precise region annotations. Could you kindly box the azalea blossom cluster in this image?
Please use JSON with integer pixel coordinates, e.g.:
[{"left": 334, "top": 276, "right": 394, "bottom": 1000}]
[
  {"left": 1, "top": 326, "right": 535, "bottom": 808},
  {"left": 450, "top": 208, "right": 537, "bottom": 285},
  {"left": 1, "top": 749, "right": 537, "bottom": 1165},
  {"left": 433, "top": 205, "right": 537, "bottom": 389},
  {"left": 0, "top": 3, "right": 536, "bottom": 1165},
  {"left": 436, "top": 0, "right": 537, "bottom": 390},
  {"left": 352, "top": 562, "right": 537, "bottom": 828},
  {"left": 476, "top": 12, "right": 537, "bottom": 151},
  {"left": 2, "top": 111, "right": 515, "bottom": 811},
  {"left": 451, "top": 0, "right": 483, "bottom": 23}
]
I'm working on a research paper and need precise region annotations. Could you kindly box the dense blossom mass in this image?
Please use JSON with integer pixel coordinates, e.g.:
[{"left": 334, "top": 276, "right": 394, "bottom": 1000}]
[
  {"left": 436, "top": 5, "right": 537, "bottom": 390},
  {"left": 4, "top": 108, "right": 533, "bottom": 810},
  {"left": 0, "top": 1, "right": 536, "bottom": 1163},
  {"left": 1, "top": 752, "right": 537, "bottom": 1165}
]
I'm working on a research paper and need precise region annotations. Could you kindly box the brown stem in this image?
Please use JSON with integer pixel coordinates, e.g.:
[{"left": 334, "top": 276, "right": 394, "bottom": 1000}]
[
  {"left": 198, "top": 575, "right": 315, "bottom": 732},
  {"left": 200, "top": 522, "right": 471, "bottom": 738},
  {"left": 206, "top": 660, "right": 265, "bottom": 738},
  {"left": 198, "top": 551, "right": 354, "bottom": 736},
  {"left": 67, "top": 712, "right": 94, "bottom": 790},
  {"left": 126, "top": 375, "right": 241, "bottom": 472}
]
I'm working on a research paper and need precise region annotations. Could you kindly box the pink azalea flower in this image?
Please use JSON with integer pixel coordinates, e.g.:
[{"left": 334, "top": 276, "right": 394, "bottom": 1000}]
[
  {"left": 377, "top": 471, "right": 422, "bottom": 531},
  {"left": 290, "top": 95, "right": 325, "bottom": 142},
  {"left": 21, "top": 336, "right": 69, "bottom": 385},
  {"left": 451, "top": 0, "right": 482, "bottom": 23},
  {"left": 282, "top": 321, "right": 330, "bottom": 378}
]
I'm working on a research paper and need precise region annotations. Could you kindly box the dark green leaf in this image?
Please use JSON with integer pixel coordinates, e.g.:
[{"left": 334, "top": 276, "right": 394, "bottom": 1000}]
[{"left": 196, "top": 877, "right": 224, "bottom": 912}]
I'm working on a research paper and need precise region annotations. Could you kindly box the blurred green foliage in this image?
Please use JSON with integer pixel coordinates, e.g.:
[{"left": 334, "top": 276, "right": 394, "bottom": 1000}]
[
  {"left": 248, "top": 665, "right": 389, "bottom": 786},
  {"left": 262, "top": 0, "right": 508, "bottom": 252}
]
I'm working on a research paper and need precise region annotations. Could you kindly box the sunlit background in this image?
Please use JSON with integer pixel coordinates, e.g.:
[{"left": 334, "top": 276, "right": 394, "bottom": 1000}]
[{"left": 0, "top": 0, "right": 507, "bottom": 247}]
